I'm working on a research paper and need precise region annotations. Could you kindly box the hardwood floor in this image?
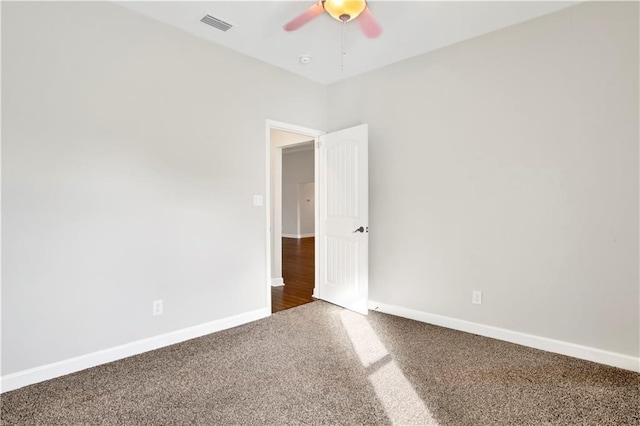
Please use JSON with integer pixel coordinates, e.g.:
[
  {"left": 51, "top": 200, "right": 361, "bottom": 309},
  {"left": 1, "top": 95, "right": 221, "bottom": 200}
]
[{"left": 272, "top": 237, "right": 315, "bottom": 313}]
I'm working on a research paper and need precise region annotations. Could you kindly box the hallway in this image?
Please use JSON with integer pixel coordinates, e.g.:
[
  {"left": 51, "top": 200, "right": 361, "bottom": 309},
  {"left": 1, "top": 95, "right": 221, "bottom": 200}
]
[{"left": 271, "top": 237, "right": 315, "bottom": 313}]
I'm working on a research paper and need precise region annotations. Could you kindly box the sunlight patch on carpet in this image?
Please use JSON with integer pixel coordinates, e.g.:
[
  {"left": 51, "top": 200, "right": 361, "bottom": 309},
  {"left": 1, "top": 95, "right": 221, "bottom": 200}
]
[
  {"left": 340, "top": 310, "right": 439, "bottom": 425},
  {"left": 339, "top": 310, "right": 388, "bottom": 367}
]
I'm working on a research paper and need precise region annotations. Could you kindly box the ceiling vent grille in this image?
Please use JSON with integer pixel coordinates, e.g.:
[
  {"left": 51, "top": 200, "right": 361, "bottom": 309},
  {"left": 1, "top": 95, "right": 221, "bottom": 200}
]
[{"left": 201, "top": 15, "right": 233, "bottom": 32}]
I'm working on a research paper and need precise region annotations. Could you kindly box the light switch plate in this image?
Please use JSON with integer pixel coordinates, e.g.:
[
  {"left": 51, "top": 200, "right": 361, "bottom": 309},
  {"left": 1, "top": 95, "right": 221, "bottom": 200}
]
[{"left": 253, "top": 194, "right": 263, "bottom": 206}]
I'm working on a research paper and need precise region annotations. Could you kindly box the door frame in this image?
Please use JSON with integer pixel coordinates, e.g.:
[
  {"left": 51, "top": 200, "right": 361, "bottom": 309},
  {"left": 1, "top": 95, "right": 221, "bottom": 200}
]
[{"left": 265, "top": 120, "right": 324, "bottom": 311}]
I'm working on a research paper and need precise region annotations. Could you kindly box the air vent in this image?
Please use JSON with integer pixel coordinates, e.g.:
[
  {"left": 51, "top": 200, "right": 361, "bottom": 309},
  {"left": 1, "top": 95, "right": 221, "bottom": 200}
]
[{"left": 201, "top": 15, "right": 233, "bottom": 32}]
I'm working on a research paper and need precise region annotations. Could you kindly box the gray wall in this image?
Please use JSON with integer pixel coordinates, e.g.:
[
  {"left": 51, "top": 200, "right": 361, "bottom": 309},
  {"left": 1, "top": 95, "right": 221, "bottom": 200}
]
[
  {"left": 327, "top": 2, "right": 639, "bottom": 357},
  {"left": 1, "top": 2, "right": 327, "bottom": 375},
  {"left": 3, "top": 0, "right": 638, "bottom": 379},
  {"left": 282, "top": 150, "right": 314, "bottom": 236}
]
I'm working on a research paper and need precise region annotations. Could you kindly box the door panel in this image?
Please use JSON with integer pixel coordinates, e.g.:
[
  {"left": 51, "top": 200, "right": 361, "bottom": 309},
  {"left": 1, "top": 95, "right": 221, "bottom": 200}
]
[{"left": 317, "top": 124, "right": 368, "bottom": 315}]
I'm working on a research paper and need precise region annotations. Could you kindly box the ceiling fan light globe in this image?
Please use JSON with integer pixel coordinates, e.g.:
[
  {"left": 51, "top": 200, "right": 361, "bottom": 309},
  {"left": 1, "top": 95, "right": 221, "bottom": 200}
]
[{"left": 323, "top": 0, "right": 367, "bottom": 23}]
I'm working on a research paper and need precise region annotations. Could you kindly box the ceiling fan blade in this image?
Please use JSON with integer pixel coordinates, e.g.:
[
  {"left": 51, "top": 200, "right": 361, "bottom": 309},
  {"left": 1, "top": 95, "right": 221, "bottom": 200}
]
[
  {"left": 283, "top": 2, "right": 325, "bottom": 31},
  {"left": 357, "top": 6, "right": 383, "bottom": 38}
]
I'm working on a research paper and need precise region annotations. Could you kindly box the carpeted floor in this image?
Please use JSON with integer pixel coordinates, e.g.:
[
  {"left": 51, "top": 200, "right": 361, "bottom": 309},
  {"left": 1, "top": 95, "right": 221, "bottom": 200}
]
[{"left": 1, "top": 301, "right": 639, "bottom": 425}]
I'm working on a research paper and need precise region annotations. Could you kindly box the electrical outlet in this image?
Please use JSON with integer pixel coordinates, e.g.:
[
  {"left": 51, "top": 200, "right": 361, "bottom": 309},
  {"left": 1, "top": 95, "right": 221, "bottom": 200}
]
[
  {"left": 472, "top": 291, "right": 482, "bottom": 305},
  {"left": 153, "top": 300, "right": 163, "bottom": 316}
]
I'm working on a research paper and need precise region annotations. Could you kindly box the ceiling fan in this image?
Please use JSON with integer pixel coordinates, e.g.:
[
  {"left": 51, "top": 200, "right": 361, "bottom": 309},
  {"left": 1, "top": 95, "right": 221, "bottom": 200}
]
[{"left": 283, "top": 0, "right": 383, "bottom": 39}]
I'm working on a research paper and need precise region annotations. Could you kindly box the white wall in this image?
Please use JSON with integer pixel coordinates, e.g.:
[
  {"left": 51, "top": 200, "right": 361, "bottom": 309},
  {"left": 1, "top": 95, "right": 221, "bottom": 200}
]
[
  {"left": 1, "top": 2, "right": 327, "bottom": 376},
  {"left": 282, "top": 149, "right": 314, "bottom": 237},
  {"left": 327, "top": 2, "right": 639, "bottom": 357}
]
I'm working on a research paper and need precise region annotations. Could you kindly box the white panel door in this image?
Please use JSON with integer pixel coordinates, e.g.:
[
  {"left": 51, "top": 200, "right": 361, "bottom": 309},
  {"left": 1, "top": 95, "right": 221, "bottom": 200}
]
[
  {"left": 298, "top": 182, "right": 315, "bottom": 236},
  {"left": 316, "top": 124, "right": 368, "bottom": 315}
]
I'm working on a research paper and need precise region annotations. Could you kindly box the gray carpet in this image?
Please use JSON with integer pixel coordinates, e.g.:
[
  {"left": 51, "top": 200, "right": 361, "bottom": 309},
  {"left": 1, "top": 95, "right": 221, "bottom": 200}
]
[{"left": 1, "top": 301, "right": 639, "bottom": 425}]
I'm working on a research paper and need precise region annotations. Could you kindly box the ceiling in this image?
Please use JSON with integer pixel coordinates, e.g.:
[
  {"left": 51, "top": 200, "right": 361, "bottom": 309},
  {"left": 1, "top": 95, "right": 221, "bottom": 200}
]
[{"left": 120, "top": 1, "right": 576, "bottom": 85}]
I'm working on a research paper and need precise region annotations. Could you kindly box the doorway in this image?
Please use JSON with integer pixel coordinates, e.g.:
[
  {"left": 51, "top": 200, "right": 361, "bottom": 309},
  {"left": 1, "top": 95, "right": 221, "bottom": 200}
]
[
  {"left": 266, "top": 120, "right": 369, "bottom": 315},
  {"left": 266, "top": 121, "right": 324, "bottom": 313},
  {"left": 273, "top": 143, "right": 315, "bottom": 312}
]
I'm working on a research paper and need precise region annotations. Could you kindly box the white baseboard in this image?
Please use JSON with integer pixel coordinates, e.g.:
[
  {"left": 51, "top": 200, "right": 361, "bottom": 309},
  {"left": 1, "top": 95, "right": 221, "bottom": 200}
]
[
  {"left": 271, "top": 277, "right": 285, "bottom": 287},
  {"left": 282, "top": 233, "right": 314, "bottom": 239},
  {"left": 368, "top": 300, "right": 639, "bottom": 373},
  {"left": 0, "top": 307, "right": 271, "bottom": 393}
]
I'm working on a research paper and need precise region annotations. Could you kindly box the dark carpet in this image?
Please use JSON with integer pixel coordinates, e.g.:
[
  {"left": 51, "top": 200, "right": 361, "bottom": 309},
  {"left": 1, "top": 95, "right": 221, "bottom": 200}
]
[{"left": 1, "top": 301, "right": 639, "bottom": 425}]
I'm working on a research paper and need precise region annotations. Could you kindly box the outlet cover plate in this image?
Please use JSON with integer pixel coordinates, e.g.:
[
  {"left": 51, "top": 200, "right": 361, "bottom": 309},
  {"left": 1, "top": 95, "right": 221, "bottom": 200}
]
[{"left": 153, "top": 300, "right": 163, "bottom": 316}]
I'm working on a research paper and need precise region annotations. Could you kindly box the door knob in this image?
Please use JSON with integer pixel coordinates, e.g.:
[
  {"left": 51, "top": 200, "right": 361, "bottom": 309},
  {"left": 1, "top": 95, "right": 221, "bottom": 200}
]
[{"left": 353, "top": 226, "right": 365, "bottom": 233}]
